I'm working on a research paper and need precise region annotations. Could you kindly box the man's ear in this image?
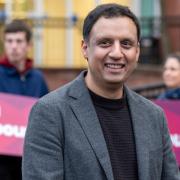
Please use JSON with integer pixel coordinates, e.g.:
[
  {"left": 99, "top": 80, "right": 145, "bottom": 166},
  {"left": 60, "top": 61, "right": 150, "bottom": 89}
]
[
  {"left": 135, "top": 42, "right": 140, "bottom": 62},
  {"left": 27, "top": 40, "right": 32, "bottom": 50},
  {"left": 81, "top": 40, "right": 88, "bottom": 60}
]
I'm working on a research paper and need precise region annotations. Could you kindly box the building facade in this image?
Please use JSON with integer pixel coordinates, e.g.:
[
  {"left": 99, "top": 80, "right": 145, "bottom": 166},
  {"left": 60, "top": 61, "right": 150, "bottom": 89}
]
[{"left": 2, "top": 0, "right": 179, "bottom": 68}]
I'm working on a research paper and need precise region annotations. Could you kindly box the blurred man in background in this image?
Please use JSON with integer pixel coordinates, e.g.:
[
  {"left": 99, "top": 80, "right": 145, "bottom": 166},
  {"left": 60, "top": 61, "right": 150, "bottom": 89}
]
[
  {"left": 0, "top": 19, "right": 48, "bottom": 180},
  {"left": 0, "top": 19, "right": 48, "bottom": 97}
]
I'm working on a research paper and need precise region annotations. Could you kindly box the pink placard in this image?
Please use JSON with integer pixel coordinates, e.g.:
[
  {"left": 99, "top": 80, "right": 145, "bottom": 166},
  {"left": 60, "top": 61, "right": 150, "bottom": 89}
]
[
  {"left": 154, "top": 100, "right": 180, "bottom": 165},
  {"left": 0, "top": 93, "right": 37, "bottom": 157}
]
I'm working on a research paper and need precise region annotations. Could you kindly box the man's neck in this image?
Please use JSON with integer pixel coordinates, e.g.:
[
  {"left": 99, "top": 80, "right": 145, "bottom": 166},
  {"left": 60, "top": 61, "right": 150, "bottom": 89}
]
[
  {"left": 85, "top": 75, "right": 124, "bottom": 99},
  {"left": 12, "top": 59, "right": 26, "bottom": 72}
]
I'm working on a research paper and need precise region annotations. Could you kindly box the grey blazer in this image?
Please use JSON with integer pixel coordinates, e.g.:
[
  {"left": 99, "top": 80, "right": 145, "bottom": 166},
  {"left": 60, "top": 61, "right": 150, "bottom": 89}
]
[{"left": 22, "top": 71, "right": 180, "bottom": 180}]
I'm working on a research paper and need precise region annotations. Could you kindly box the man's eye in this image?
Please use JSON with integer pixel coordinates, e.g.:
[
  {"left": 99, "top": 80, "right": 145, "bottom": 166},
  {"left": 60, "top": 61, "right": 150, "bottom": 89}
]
[
  {"left": 121, "top": 41, "right": 133, "bottom": 48},
  {"left": 7, "top": 39, "right": 12, "bottom": 43},
  {"left": 98, "top": 40, "right": 111, "bottom": 47},
  {"left": 17, "top": 40, "right": 23, "bottom": 43}
]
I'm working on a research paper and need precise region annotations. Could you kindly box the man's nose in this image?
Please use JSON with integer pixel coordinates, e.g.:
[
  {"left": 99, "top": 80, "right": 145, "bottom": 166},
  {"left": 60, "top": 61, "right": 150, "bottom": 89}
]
[
  {"left": 11, "top": 41, "right": 18, "bottom": 49},
  {"left": 108, "top": 42, "right": 123, "bottom": 59}
]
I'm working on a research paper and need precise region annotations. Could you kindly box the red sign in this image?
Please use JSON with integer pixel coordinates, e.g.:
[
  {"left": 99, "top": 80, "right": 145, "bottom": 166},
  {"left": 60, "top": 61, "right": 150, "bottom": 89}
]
[
  {"left": 154, "top": 100, "right": 180, "bottom": 165},
  {"left": 0, "top": 93, "right": 37, "bottom": 157}
]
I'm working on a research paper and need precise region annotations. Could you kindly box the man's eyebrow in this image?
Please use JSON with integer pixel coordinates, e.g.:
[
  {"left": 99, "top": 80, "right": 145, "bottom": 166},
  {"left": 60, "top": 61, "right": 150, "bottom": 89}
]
[
  {"left": 121, "top": 38, "right": 136, "bottom": 42},
  {"left": 121, "top": 38, "right": 138, "bottom": 44},
  {"left": 97, "top": 37, "right": 112, "bottom": 41}
]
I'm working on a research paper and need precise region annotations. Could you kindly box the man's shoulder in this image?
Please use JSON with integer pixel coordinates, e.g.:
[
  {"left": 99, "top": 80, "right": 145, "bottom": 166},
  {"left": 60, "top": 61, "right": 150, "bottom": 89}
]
[
  {"left": 0, "top": 65, "right": 10, "bottom": 72},
  {"left": 37, "top": 71, "right": 86, "bottom": 105},
  {"left": 29, "top": 68, "right": 43, "bottom": 76},
  {"left": 28, "top": 68, "right": 46, "bottom": 81},
  {"left": 126, "top": 87, "right": 163, "bottom": 112},
  {"left": 0, "top": 65, "right": 12, "bottom": 76}
]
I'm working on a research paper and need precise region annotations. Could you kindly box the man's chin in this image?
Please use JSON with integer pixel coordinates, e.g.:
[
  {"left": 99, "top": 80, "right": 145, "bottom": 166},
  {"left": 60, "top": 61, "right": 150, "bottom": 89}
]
[
  {"left": 104, "top": 75, "right": 125, "bottom": 83},
  {"left": 9, "top": 58, "right": 20, "bottom": 63},
  {"left": 105, "top": 78, "right": 124, "bottom": 87}
]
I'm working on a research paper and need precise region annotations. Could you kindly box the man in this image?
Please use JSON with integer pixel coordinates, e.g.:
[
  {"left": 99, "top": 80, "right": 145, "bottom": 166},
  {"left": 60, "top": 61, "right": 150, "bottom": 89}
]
[
  {"left": 0, "top": 19, "right": 48, "bottom": 97},
  {"left": 22, "top": 3, "right": 180, "bottom": 180},
  {"left": 0, "top": 19, "right": 48, "bottom": 180}
]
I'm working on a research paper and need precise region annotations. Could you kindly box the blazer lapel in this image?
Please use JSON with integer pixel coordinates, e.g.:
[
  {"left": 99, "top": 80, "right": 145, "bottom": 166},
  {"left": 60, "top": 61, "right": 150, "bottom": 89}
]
[
  {"left": 68, "top": 73, "right": 114, "bottom": 180},
  {"left": 126, "top": 87, "right": 150, "bottom": 180}
]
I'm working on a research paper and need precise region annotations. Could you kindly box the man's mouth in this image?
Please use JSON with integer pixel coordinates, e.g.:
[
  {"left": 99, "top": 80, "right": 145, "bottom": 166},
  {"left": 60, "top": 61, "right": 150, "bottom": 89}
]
[{"left": 105, "top": 63, "right": 125, "bottom": 69}]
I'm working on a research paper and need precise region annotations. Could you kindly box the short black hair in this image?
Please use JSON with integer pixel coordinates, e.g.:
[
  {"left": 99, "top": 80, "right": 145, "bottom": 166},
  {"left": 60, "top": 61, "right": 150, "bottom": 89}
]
[
  {"left": 83, "top": 3, "right": 140, "bottom": 42},
  {"left": 4, "top": 19, "right": 32, "bottom": 42}
]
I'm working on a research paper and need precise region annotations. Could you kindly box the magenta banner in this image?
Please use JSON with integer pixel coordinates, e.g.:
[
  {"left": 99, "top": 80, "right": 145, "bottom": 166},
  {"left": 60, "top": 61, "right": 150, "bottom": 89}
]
[
  {"left": 154, "top": 100, "right": 180, "bottom": 166},
  {"left": 0, "top": 93, "right": 180, "bottom": 166},
  {"left": 0, "top": 93, "right": 37, "bottom": 157}
]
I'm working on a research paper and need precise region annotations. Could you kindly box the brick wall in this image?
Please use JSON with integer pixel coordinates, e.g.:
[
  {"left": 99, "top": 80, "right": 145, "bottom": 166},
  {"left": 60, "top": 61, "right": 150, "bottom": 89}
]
[{"left": 40, "top": 65, "right": 163, "bottom": 92}]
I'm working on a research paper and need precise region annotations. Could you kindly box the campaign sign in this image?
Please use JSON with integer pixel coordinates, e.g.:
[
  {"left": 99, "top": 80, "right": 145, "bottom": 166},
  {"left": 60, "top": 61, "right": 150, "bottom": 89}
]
[
  {"left": 154, "top": 100, "right": 180, "bottom": 166},
  {"left": 0, "top": 93, "right": 180, "bottom": 166},
  {"left": 0, "top": 93, "right": 37, "bottom": 157}
]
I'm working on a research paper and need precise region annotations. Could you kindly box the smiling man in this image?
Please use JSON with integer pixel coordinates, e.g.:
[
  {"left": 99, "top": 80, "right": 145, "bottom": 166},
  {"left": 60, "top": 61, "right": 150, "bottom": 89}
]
[{"left": 23, "top": 3, "right": 180, "bottom": 180}]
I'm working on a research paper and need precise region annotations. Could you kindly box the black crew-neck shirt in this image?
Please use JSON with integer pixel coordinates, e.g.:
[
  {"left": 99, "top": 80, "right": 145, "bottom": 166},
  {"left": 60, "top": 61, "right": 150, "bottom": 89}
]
[{"left": 89, "top": 89, "right": 138, "bottom": 180}]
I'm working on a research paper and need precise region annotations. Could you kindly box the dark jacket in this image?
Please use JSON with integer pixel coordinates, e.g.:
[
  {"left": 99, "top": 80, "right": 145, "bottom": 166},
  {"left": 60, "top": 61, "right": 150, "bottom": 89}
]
[
  {"left": 158, "top": 88, "right": 180, "bottom": 100},
  {"left": 0, "top": 56, "right": 49, "bottom": 98},
  {"left": 22, "top": 71, "right": 180, "bottom": 180}
]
